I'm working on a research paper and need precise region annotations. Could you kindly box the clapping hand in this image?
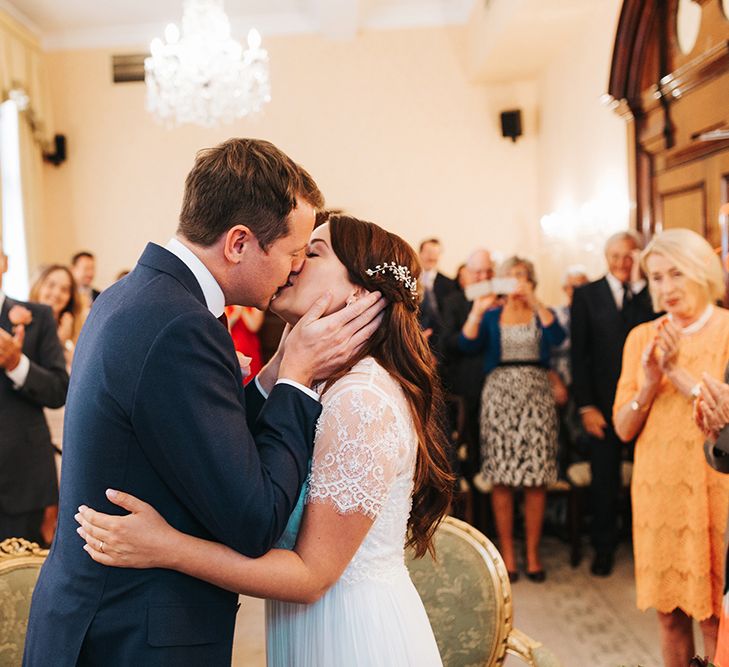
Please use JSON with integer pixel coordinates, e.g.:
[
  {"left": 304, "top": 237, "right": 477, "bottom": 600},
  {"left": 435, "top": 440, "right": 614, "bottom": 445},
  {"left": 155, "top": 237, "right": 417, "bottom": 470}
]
[
  {"left": 641, "top": 335, "right": 663, "bottom": 387},
  {"left": 694, "top": 373, "right": 729, "bottom": 440},
  {"left": 0, "top": 324, "right": 24, "bottom": 371},
  {"left": 655, "top": 319, "right": 679, "bottom": 373}
]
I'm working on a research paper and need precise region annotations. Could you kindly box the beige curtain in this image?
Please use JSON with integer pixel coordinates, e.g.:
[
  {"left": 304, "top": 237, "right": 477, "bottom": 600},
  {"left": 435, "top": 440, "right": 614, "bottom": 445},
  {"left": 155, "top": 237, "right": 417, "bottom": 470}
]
[{"left": 0, "top": 9, "right": 54, "bottom": 274}]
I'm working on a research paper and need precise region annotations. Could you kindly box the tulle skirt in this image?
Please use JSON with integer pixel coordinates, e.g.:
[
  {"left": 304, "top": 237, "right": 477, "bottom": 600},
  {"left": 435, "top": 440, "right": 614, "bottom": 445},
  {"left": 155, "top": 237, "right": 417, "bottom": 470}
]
[{"left": 265, "top": 569, "right": 442, "bottom": 666}]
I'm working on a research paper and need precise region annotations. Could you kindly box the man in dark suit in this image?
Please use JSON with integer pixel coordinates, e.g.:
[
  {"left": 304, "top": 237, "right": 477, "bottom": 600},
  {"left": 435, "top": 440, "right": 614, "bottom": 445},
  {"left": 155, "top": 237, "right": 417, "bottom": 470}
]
[
  {"left": 439, "top": 248, "right": 494, "bottom": 475},
  {"left": 0, "top": 242, "right": 69, "bottom": 546},
  {"left": 25, "top": 139, "right": 384, "bottom": 667},
  {"left": 418, "top": 238, "right": 456, "bottom": 353},
  {"left": 570, "top": 231, "right": 657, "bottom": 576},
  {"left": 71, "top": 251, "right": 101, "bottom": 307}
]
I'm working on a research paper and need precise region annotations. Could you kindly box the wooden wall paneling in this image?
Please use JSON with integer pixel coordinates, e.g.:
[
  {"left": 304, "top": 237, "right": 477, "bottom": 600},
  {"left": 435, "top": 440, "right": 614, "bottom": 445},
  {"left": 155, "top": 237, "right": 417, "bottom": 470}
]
[
  {"left": 658, "top": 182, "right": 708, "bottom": 234},
  {"left": 710, "top": 152, "right": 729, "bottom": 246},
  {"left": 609, "top": 0, "right": 729, "bottom": 240}
]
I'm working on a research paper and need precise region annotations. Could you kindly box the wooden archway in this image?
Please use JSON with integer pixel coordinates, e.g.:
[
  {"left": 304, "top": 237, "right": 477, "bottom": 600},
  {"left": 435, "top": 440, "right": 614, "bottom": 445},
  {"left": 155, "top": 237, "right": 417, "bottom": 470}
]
[{"left": 608, "top": 0, "right": 729, "bottom": 246}]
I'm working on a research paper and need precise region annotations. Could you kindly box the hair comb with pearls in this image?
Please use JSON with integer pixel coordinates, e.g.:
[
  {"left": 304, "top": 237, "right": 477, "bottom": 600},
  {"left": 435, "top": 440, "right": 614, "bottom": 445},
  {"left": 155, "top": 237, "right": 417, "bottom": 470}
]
[{"left": 365, "top": 262, "right": 418, "bottom": 299}]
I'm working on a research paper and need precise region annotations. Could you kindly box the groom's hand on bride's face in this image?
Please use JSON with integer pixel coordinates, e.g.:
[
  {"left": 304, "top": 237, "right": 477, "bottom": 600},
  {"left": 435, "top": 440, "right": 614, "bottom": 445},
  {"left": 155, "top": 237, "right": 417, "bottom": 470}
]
[{"left": 280, "top": 290, "right": 386, "bottom": 388}]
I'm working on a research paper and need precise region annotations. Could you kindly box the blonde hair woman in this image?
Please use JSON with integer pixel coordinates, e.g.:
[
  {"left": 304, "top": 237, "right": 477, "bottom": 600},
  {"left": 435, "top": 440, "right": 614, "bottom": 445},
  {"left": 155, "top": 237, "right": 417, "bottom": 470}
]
[{"left": 614, "top": 228, "right": 729, "bottom": 666}]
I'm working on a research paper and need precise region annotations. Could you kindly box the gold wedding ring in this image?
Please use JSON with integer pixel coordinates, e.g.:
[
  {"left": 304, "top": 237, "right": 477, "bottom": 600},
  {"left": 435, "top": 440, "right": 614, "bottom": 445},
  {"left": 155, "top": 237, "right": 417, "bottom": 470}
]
[{"left": 99, "top": 540, "right": 104, "bottom": 553}]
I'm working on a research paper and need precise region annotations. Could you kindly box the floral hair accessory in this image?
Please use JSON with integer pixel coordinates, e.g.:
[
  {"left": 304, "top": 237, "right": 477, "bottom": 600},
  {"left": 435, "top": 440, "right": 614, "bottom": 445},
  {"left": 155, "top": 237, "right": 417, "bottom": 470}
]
[
  {"left": 8, "top": 305, "right": 33, "bottom": 328},
  {"left": 365, "top": 262, "right": 418, "bottom": 299}
]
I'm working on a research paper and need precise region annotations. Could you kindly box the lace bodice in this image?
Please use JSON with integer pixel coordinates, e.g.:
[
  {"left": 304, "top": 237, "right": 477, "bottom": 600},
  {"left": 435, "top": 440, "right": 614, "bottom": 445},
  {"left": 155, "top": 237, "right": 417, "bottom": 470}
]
[{"left": 305, "top": 357, "right": 417, "bottom": 585}]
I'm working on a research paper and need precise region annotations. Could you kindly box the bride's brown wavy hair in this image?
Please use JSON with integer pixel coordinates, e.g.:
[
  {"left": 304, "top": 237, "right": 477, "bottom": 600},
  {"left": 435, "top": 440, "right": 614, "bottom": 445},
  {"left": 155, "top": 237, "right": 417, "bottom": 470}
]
[{"left": 324, "top": 214, "right": 454, "bottom": 558}]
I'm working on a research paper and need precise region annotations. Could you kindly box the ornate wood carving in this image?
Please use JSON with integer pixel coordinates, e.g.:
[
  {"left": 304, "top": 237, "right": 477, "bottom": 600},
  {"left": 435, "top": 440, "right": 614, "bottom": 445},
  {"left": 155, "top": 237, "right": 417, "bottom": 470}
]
[
  {"left": 0, "top": 537, "right": 48, "bottom": 559},
  {"left": 609, "top": 0, "right": 729, "bottom": 239}
]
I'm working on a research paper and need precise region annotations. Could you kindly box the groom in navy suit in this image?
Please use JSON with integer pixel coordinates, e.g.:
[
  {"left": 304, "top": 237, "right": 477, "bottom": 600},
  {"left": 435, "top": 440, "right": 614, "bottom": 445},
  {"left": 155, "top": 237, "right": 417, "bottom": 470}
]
[{"left": 24, "top": 139, "right": 384, "bottom": 667}]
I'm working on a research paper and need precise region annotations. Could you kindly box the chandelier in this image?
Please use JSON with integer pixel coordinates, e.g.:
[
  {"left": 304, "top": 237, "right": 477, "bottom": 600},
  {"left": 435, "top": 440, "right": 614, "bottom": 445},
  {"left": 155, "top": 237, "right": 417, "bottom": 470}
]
[{"left": 144, "top": 0, "right": 271, "bottom": 128}]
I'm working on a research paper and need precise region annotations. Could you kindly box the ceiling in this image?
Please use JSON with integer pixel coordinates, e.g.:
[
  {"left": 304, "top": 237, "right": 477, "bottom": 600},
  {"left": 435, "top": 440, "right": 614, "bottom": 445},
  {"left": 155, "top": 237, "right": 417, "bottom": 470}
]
[
  {"left": 466, "top": 0, "right": 613, "bottom": 83},
  {"left": 1, "top": 0, "right": 475, "bottom": 49}
]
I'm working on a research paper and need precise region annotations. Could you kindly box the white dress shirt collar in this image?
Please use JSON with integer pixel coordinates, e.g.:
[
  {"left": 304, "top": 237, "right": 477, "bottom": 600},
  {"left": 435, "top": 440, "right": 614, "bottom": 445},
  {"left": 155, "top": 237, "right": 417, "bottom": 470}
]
[
  {"left": 605, "top": 271, "right": 646, "bottom": 310},
  {"left": 422, "top": 269, "right": 436, "bottom": 290},
  {"left": 165, "top": 237, "right": 225, "bottom": 318},
  {"left": 0, "top": 289, "right": 5, "bottom": 313}
]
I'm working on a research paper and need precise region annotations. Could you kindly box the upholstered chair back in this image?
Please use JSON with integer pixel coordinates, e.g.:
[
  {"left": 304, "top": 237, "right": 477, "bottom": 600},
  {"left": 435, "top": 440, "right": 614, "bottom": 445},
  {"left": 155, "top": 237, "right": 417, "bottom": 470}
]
[
  {"left": 0, "top": 538, "right": 48, "bottom": 667},
  {"left": 406, "top": 516, "right": 562, "bottom": 667}
]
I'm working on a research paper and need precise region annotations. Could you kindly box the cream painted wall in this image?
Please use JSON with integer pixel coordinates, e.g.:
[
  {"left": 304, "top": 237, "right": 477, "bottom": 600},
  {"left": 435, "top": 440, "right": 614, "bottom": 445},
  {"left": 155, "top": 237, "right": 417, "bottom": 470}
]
[
  {"left": 535, "top": 0, "right": 627, "bottom": 304},
  {"left": 40, "top": 26, "right": 540, "bottom": 293}
]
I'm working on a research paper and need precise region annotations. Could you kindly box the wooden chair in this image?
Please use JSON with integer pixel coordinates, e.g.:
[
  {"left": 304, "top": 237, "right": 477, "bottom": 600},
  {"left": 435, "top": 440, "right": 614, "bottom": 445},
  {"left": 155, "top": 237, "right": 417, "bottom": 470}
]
[
  {"left": 0, "top": 538, "right": 48, "bottom": 667},
  {"left": 445, "top": 394, "right": 474, "bottom": 526},
  {"left": 406, "top": 517, "right": 562, "bottom": 667}
]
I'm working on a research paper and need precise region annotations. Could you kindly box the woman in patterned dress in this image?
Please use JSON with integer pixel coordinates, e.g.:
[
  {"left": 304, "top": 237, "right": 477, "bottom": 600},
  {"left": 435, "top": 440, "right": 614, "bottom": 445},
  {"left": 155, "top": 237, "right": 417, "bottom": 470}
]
[
  {"left": 74, "top": 215, "right": 453, "bottom": 666},
  {"left": 459, "top": 256, "right": 565, "bottom": 581},
  {"left": 614, "top": 229, "right": 729, "bottom": 667}
]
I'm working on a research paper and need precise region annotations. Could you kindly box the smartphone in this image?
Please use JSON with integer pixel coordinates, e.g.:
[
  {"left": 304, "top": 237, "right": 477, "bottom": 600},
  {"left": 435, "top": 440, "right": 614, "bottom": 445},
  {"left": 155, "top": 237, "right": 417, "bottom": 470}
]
[
  {"left": 464, "top": 280, "right": 492, "bottom": 301},
  {"left": 491, "top": 277, "right": 518, "bottom": 295},
  {"left": 464, "top": 278, "right": 517, "bottom": 301}
]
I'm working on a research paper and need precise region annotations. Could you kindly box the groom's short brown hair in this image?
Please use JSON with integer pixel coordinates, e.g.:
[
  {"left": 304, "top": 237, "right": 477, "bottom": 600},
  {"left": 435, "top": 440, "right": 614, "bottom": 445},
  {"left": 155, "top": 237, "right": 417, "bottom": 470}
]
[{"left": 178, "top": 138, "right": 324, "bottom": 249}]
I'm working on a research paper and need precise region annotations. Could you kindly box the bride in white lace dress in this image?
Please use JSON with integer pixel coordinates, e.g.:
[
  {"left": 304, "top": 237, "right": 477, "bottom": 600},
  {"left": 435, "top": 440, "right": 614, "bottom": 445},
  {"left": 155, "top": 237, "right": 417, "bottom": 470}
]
[{"left": 75, "top": 215, "right": 453, "bottom": 666}]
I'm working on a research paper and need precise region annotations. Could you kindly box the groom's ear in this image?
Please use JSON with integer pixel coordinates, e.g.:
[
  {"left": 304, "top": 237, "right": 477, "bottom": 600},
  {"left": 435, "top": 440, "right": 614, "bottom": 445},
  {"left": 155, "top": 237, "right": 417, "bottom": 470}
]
[{"left": 224, "top": 225, "right": 254, "bottom": 264}]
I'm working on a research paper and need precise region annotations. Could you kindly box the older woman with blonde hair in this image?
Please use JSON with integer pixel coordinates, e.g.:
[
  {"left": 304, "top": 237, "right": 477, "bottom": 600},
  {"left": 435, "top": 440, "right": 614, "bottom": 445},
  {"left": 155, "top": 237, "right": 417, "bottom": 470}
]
[{"left": 614, "top": 228, "right": 729, "bottom": 667}]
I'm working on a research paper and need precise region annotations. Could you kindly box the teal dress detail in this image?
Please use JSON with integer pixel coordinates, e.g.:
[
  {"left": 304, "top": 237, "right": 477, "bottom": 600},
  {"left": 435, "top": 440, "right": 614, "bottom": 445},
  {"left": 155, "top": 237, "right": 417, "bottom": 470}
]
[{"left": 275, "top": 473, "right": 309, "bottom": 550}]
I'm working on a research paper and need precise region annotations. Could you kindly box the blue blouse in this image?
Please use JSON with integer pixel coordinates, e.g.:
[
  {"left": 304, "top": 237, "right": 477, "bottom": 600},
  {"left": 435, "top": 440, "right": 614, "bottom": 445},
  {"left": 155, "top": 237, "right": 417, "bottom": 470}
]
[{"left": 458, "top": 306, "right": 566, "bottom": 376}]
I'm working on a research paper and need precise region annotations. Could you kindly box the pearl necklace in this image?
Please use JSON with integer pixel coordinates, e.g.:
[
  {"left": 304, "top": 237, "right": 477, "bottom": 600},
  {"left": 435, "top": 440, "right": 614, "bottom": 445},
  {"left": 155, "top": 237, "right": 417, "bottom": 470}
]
[{"left": 668, "top": 304, "right": 714, "bottom": 334}]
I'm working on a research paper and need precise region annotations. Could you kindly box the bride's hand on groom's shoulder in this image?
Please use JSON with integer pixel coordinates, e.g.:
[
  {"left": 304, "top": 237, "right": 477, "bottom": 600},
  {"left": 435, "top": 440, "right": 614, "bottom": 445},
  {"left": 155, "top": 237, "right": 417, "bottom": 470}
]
[
  {"left": 75, "top": 489, "right": 175, "bottom": 569},
  {"left": 280, "top": 291, "right": 386, "bottom": 387}
]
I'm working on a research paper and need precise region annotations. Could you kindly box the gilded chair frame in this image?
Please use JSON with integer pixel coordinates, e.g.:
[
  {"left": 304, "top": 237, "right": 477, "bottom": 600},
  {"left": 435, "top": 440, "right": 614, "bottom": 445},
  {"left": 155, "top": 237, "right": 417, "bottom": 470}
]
[
  {"left": 0, "top": 537, "right": 48, "bottom": 571},
  {"left": 438, "top": 517, "right": 550, "bottom": 667},
  {"left": 0, "top": 538, "right": 48, "bottom": 667}
]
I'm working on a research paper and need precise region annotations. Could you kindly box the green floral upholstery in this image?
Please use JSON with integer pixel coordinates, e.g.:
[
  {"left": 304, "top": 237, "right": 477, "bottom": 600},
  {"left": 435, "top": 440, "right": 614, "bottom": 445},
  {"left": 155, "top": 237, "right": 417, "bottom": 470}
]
[
  {"left": 406, "top": 517, "right": 562, "bottom": 667},
  {"left": 407, "top": 520, "right": 505, "bottom": 666},
  {"left": 0, "top": 539, "right": 47, "bottom": 667}
]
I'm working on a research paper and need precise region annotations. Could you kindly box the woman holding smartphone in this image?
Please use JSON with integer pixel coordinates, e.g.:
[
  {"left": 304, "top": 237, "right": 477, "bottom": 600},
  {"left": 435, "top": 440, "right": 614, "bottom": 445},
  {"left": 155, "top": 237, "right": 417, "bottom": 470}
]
[{"left": 459, "top": 256, "right": 565, "bottom": 582}]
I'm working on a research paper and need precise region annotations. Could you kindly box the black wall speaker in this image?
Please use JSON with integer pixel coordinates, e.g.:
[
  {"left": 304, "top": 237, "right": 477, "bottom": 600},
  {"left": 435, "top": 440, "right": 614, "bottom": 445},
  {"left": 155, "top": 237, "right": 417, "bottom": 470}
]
[
  {"left": 500, "top": 110, "right": 522, "bottom": 142},
  {"left": 44, "top": 134, "right": 66, "bottom": 166}
]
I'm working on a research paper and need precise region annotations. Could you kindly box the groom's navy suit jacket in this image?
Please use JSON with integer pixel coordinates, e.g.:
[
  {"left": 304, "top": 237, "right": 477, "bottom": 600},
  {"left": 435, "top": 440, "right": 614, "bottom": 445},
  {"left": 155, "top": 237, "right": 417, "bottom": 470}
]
[{"left": 24, "top": 243, "right": 321, "bottom": 667}]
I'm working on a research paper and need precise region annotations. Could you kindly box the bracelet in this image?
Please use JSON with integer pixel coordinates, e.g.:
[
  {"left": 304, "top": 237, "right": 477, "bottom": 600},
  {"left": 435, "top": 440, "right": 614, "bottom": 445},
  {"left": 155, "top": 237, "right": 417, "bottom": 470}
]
[{"left": 629, "top": 396, "right": 651, "bottom": 413}]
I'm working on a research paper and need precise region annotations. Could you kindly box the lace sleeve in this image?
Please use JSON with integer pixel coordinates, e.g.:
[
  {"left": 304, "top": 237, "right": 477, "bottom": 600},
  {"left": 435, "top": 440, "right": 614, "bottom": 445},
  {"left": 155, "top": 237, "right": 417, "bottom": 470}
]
[{"left": 306, "top": 384, "right": 403, "bottom": 519}]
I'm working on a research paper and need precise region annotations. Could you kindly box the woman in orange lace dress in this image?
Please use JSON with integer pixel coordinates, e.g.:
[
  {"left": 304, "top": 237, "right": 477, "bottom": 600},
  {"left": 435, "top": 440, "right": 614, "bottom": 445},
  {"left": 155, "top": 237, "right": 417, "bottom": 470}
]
[{"left": 614, "top": 229, "right": 729, "bottom": 667}]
